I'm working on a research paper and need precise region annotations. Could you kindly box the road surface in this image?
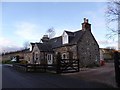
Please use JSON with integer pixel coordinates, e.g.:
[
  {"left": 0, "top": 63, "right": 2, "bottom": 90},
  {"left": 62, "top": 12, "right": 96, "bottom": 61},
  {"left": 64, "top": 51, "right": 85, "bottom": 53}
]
[
  {"left": 62, "top": 62, "right": 117, "bottom": 87},
  {"left": 2, "top": 64, "right": 114, "bottom": 88}
]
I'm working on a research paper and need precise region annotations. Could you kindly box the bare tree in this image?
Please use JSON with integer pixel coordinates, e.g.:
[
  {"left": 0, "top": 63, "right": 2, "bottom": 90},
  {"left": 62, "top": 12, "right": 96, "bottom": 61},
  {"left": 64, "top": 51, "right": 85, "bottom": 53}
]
[
  {"left": 106, "top": 0, "right": 120, "bottom": 39},
  {"left": 23, "top": 41, "right": 30, "bottom": 49},
  {"left": 46, "top": 27, "right": 55, "bottom": 39}
]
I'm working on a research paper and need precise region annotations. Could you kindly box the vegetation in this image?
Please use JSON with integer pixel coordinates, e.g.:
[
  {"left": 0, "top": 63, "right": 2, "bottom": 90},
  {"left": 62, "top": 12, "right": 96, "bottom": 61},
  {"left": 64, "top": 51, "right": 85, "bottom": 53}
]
[
  {"left": 46, "top": 27, "right": 55, "bottom": 39},
  {"left": 106, "top": 0, "right": 120, "bottom": 39},
  {"left": 19, "top": 60, "right": 28, "bottom": 64},
  {"left": 2, "top": 59, "right": 28, "bottom": 64},
  {"left": 2, "top": 60, "right": 15, "bottom": 64}
]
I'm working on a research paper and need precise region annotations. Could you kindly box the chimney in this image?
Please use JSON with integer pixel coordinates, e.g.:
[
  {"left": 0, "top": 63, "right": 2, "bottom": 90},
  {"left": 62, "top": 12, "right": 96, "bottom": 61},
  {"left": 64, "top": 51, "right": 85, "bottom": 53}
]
[
  {"left": 41, "top": 35, "right": 49, "bottom": 43},
  {"left": 82, "top": 18, "right": 91, "bottom": 31}
]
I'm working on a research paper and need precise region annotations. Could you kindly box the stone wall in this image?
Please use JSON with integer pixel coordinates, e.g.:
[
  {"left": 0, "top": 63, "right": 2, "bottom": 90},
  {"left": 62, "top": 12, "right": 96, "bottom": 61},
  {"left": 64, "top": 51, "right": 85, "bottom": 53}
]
[
  {"left": 31, "top": 44, "right": 40, "bottom": 64},
  {"left": 31, "top": 44, "right": 54, "bottom": 64},
  {"left": 2, "top": 52, "right": 25, "bottom": 61},
  {"left": 77, "top": 31, "right": 100, "bottom": 67},
  {"left": 24, "top": 52, "right": 32, "bottom": 63},
  {"left": 54, "top": 45, "right": 77, "bottom": 60}
]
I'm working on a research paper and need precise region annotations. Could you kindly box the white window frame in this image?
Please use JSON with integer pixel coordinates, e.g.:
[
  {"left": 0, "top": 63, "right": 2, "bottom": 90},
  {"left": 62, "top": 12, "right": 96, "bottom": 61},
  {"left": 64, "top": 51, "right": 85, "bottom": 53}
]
[
  {"left": 62, "top": 53, "right": 68, "bottom": 59},
  {"left": 29, "top": 44, "right": 32, "bottom": 51},
  {"left": 47, "top": 54, "right": 53, "bottom": 65},
  {"left": 62, "top": 32, "right": 68, "bottom": 44}
]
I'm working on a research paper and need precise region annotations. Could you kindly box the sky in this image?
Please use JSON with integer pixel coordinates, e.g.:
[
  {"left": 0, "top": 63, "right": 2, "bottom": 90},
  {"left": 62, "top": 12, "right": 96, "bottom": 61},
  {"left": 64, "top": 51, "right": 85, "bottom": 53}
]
[{"left": 1, "top": 0, "right": 118, "bottom": 52}]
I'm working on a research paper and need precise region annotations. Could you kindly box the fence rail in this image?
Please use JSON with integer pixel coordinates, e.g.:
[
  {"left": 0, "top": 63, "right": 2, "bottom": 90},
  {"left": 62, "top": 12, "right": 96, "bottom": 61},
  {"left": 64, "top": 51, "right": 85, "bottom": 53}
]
[
  {"left": 13, "top": 59, "right": 79, "bottom": 74},
  {"left": 13, "top": 63, "right": 57, "bottom": 73}
]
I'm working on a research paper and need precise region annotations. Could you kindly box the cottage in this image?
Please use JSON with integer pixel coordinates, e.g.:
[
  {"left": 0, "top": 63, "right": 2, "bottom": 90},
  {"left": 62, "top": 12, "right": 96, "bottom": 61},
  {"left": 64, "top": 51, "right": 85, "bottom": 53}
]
[{"left": 29, "top": 18, "right": 100, "bottom": 67}]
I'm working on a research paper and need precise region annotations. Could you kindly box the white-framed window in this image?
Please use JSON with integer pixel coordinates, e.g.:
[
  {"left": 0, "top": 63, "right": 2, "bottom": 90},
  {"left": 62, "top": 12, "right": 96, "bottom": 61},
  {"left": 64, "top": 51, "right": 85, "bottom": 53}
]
[
  {"left": 62, "top": 53, "right": 68, "bottom": 59},
  {"left": 62, "top": 31, "right": 68, "bottom": 44},
  {"left": 47, "top": 54, "right": 53, "bottom": 64},
  {"left": 29, "top": 44, "right": 32, "bottom": 51}
]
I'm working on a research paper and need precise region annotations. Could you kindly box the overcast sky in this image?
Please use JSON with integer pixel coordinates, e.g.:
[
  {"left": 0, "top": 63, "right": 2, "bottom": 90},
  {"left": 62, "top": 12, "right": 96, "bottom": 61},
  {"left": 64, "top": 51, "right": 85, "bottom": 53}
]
[{"left": 1, "top": 0, "right": 118, "bottom": 52}]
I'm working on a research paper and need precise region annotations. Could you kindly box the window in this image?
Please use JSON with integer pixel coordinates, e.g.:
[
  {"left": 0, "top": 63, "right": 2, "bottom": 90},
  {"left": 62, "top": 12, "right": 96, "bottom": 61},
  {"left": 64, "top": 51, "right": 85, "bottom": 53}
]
[
  {"left": 62, "top": 32, "right": 68, "bottom": 44},
  {"left": 47, "top": 54, "right": 53, "bottom": 64},
  {"left": 35, "top": 53, "right": 38, "bottom": 60},
  {"left": 29, "top": 44, "right": 32, "bottom": 51},
  {"left": 62, "top": 53, "right": 68, "bottom": 59}
]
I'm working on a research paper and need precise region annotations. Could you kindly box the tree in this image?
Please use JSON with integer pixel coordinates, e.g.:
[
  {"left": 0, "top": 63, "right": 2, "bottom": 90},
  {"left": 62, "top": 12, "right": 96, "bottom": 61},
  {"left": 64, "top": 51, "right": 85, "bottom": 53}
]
[
  {"left": 46, "top": 27, "right": 55, "bottom": 39},
  {"left": 106, "top": 0, "right": 120, "bottom": 39},
  {"left": 23, "top": 41, "right": 30, "bottom": 49}
]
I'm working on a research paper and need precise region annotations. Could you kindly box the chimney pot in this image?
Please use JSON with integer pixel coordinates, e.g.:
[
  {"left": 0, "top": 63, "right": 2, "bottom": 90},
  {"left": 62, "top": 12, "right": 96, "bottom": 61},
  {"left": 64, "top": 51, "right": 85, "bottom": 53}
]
[{"left": 82, "top": 18, "right": 91, "bottom": 31}]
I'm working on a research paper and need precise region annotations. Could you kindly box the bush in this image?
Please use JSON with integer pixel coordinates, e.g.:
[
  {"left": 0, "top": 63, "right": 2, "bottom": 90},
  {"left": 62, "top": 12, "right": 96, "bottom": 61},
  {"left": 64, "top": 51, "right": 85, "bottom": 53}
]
[
  {"left": 2, "top": 60, "right": 13, "bottom": 64},
  {"left": 19, "top": 60, "right": 28, "bottom": 64}
]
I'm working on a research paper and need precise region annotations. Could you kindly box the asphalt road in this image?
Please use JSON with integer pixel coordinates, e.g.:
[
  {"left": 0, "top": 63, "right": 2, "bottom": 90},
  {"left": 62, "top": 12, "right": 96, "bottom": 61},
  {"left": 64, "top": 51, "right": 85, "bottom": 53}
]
[
  {"left": 62, "top": 62, "right": 117, "bottom": 87},
  {"left": 2, "top": 65, "right": 114, "bottom": 89}
]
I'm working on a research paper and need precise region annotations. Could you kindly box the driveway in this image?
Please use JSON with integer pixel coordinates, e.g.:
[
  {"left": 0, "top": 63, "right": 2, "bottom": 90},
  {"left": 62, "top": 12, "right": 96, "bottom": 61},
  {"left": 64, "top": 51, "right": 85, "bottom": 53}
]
[{"left": 62, "top": 62, "right": 117, "bottom": 88}]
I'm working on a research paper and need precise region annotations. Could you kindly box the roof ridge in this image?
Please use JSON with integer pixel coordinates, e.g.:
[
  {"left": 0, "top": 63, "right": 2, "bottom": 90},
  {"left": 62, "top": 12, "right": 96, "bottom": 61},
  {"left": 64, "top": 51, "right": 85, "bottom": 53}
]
[
  {"left": 50, "top": 36, "right": 62, "bottom": 40},
  {"left": 65, "top": 30, "right": 73, "bottom": 33}
]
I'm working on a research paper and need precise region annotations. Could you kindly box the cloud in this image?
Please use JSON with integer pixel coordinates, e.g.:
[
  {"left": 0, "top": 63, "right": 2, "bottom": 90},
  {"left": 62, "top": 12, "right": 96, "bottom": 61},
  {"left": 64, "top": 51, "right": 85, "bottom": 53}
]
[
  {"left": 15, "top": 21, "right": 43, "bottom": 41},
  {"left": 0, "top": 21, "right": 49, "bottom": 53},
  {"left": 98, "top": 40, "right": 118, "bottom": 49},
  {"left": 0, "top": 36, "right": 22, "bottom": 53}
]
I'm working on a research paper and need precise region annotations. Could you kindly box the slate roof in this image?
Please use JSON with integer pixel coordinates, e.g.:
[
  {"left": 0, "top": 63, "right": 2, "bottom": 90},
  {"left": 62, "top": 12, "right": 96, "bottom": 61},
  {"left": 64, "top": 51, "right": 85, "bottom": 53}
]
[
  {"left": 30, "top": 43, "right": 35, "bottom": 46},
  {"left": 70, "top": 30, "right": 85, "bottom": 44},
  {"left": 49, "top": 36, "right": 62, "bottom": 48},
  {"left": 36, "top": 43, "right": 53, "bottom": 52},
  {"left": 65, "top": 31, "right": 74, "bottom": 36},
  {"left": 35, "top": 30, "right": 86, "bottom": 51}
]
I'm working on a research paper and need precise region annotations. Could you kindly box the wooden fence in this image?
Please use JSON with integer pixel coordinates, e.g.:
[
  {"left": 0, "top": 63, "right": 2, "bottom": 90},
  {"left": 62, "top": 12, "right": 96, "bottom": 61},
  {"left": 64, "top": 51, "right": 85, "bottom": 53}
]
[{"left": 13, "top": 59, "right": 79, "bottom": 74}]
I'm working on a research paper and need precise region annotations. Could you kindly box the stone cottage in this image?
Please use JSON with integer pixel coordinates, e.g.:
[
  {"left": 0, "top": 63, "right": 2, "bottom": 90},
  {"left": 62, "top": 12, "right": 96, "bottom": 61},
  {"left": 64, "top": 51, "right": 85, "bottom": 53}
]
[{"left": 29, "top": 18, "right": 100, "bottom": 67}]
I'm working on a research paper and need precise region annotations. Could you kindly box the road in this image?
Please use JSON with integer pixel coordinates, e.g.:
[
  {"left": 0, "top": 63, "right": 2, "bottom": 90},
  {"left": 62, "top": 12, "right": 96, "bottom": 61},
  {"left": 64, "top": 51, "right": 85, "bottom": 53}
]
[
  {"left": 62, "top": 62, "right": 117, "bottom": 88},
  {"left": 2, "top": 64, "right": 114, "bottom": 89}
]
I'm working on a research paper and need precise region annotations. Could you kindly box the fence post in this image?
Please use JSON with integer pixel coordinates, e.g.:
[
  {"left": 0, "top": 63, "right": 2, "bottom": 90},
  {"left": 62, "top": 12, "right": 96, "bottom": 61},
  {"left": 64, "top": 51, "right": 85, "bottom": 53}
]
[
  {"left": 114, "top": 51, "right": 120, "bottom": 87},
  {"left": 78, "top": 59, "right": 80, "bottom": 72},
  {"left": 56, "top": 52, "right": 61, "bottom": 74},
  {"left": 25, "top": 64, "right": 28, "bottom": 72}
]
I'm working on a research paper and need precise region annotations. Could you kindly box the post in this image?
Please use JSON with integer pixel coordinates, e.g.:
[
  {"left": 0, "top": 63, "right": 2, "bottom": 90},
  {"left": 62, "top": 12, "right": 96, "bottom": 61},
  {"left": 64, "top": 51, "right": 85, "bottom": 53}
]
[
  {"left": 77, "top": 59, "right": 80, "bottom": 72},
  {"left": 114, "top": 51, "right": 120, "bottom": 87},
  {"left": 56, "top": 52, "right": 61, "bottom": 74},
  {"left": 16, "top": 55, "right": 19, "bottom": 63}
]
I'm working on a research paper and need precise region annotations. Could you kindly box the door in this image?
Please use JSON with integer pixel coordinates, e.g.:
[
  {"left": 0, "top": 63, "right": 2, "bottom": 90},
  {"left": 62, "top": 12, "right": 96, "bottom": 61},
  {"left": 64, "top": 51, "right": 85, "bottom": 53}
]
[{"left": 47, "top": 54, "right": 53, "bottom": 65}]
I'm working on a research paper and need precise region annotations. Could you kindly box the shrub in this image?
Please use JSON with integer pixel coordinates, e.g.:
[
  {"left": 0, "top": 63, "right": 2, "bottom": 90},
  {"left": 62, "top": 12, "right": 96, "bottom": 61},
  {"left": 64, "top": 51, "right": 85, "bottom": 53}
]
[
  {"left": 2, "top": 60, "right": 13, "bottom": 64},
  {"left": 19, "top": 60, "right": 28, "bottom": 64}
]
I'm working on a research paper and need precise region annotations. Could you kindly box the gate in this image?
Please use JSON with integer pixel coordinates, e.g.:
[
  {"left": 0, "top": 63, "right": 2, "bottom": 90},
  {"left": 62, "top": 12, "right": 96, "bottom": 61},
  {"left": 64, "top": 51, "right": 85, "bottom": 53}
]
[{"left": 57, "top": 59, "right": 79, "bottom": 73}]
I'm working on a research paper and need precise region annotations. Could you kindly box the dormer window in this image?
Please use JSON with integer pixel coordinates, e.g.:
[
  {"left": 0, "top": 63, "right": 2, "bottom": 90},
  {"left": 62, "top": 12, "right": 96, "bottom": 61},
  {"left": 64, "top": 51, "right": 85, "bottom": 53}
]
[
  {"left": 30, "top": 44, "right": 32, "bottom": 51},
  {"left": 62, "top": 31, "right": 68, "bottom": 44}
]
